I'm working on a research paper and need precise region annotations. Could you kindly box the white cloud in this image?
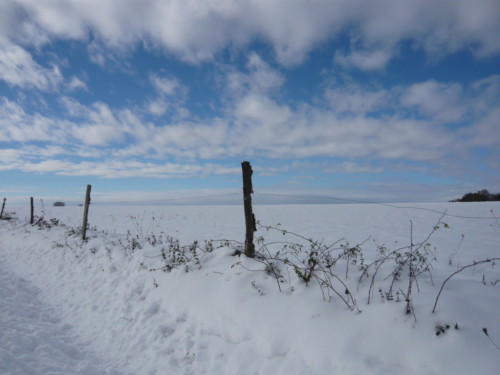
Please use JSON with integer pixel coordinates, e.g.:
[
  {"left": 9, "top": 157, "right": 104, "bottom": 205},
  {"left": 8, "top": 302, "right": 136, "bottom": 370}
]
[
  {"left": 0, "top": 1, "right": 50, "bottom": 47},
  {"left": 0, "top": 93, "right": 463, "bottom": 167},
  {"left": 253, "top": 165, "right": 290, "bottom": 177},
  {"left": 226, "top": 53, "right": 284, "bottom": 97},
  {"left": 469, "top": 75, "right": 500, "bottom": 113},
  {"left": 420, "top": 0, "right": 500, "bottom": 58},
  {"left": 0, "top": 145, "right": 68, "bottom": 172},
  {"left": 331, "top": 161, "right": 383, "bottom": 174},
  {"left": 0, "top": 98, "right": 69, "bottom": 142},
  {"left": 227, "top": 90, "right": 455, "bottom": 161},
  {"left": 59, "top": 96, "right": 87, "bottom": 117},
  {"left": 326, "top": 79, "right": 477, "bottom": 125},
  {"left": 72, "top": 124, "right": 123, "bottom": 146},
  {"left": 1, "top": 70, "right": 498, "bottom": 178},
  {"left": 466, "top": 107, "right": 500, "bottom": 148},
  {"left": 22, "top": 159, "right": 75, "bottom": 173},
  {"left": 401, "top": 81, "right": 464, "bottom": 122},
  {"left": 147, "top": 101, "right": 166, "bottom": 117},
  {"left": 0, "top": 148, "right": 24, "bottom": 163},
  {"left": 66, "top": 76, "right": 88, "bottom": 91},
  {"left": 146, "top": 74, "right": 187, "bottom": 117},
  {"left": 27, "top": 145, "right": 67, "bottom": 158},
  {"left": 146, "top": 120, "right": 230, "bottom": 159},
  {"left": 334, "top": 49, "right": 392, "bottom": 71},
  {"left": 235, "top": 95, "right": 292, "bottom": 127},
  {"left": 0, "top": 97, "right": 126, "bottom": 148},
  {"left": 344, "top": 0, "right": 500, "bottom": 67},
  {"left": 151, "top": 75, "right": 180, "bottom": 96},
  {"left": 79, "top": 102, "right": 131, "bottom": 145},
  {"left": 293, "top": 160, "right": 383, "bottom": 174},
  {"left": 325, "top": 85, "right": 389, "bottom": 115},
  {"left": 0, "top": 43, "right": 63, "bottom": 90},
  {"left": 8, "top": 157, "right": 239, "bottom": 180},
  {"left": 2, "top": 0, "right": 498, "bottom": 67}
]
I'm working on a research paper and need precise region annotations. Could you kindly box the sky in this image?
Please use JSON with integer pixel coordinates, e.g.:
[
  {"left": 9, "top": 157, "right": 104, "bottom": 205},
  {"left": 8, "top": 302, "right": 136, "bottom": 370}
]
[{"left": 1, "top": 0, "right": 500, "bottom": 205}]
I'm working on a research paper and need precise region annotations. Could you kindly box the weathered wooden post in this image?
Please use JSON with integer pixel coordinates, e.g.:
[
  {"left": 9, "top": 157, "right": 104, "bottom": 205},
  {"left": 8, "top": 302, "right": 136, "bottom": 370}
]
[
  {"left": 30, "top": 197, "right": 34, "bottom": 224},
  {"left": 82, "top": 184, "right": 91, "bottom": 241},
  {"left": 0, "top": 198, "right": 6, "bottom": 219},
  {"left": 241, "top": 161, "right": 256, "bottom": 257}
]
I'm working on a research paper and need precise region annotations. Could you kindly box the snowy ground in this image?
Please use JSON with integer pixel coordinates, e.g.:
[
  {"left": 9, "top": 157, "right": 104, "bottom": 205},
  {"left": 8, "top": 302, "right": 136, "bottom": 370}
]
[
  {"left": 0, "top": 260, "right": 123, "bottom": 375},
  {"left": 1, "top": 202, "right": 499, "bottom": 374}
]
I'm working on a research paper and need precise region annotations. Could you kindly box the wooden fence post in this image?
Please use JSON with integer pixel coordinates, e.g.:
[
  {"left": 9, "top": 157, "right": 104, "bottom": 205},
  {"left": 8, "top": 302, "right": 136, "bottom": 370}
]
[
  {"left": 82, "top": 184, "right": 91, "bottom": 241},
  {"left": 241, "top": 161, "right": 256, "bottom": 257},
  {"left": 0, "top": 198, "right": 6, "bottom": 219},
  {"left": 30, "top": 197, "right": 34, "bottom": 225}
]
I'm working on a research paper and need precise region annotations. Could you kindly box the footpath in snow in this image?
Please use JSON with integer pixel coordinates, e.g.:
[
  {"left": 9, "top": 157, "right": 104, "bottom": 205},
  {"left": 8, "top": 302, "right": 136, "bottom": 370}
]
[{"left": 0, "top": 258, "right": 123, "bottom": 375}]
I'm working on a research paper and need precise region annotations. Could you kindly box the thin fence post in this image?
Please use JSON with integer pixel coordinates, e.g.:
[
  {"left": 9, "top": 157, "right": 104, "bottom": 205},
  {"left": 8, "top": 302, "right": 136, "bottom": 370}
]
[
  {"left": 0, "top": 198, "right": 6, "bottom": 219},
  {"left": 241, "top": 161, "right": 256, "bottom": 257},
  {"left": 30, "top": 197, "right": 34, "bottom": 225},
  {"left": 82, "top": 184, "right": 91, "bottom": 241}
]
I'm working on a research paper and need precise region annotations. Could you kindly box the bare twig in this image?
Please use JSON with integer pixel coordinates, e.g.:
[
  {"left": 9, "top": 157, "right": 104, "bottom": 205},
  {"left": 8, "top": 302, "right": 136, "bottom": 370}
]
[
  {"left": 360, "top": 214, "right": 445, "bottom": 305},
  {"left": 432, "top": 258, "right": 500, "bottom": 313},
  {"left": 482, "top": 328, "right": 500, "bottom": 350}
]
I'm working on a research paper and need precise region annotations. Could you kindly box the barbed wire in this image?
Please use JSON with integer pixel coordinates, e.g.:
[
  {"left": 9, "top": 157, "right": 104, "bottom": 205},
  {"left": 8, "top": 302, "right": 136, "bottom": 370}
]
[{"left": 253, "top": 192, "right": 500, "bottom": 220}]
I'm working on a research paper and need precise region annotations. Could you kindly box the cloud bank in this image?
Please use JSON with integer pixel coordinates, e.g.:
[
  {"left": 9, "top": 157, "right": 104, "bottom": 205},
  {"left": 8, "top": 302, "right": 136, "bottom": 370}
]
[{"left": 2, "top": 0, "right": 499, "bottom": 67}]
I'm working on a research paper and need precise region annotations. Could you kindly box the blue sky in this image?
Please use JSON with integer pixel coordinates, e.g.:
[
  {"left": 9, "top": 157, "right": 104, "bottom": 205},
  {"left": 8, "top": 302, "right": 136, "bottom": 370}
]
[{"left": 1, "top": 0, "right": 499, "bottom": 205}]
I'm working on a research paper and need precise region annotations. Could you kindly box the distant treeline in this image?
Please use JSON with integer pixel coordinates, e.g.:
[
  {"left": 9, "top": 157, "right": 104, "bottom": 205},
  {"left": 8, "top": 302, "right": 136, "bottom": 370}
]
[{"left": 450, "top": 189, "right": 500, "bottom": 202}]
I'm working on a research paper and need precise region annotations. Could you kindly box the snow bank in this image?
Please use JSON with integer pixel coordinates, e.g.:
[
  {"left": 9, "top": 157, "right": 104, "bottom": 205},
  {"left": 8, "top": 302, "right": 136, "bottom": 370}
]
[{"left": 1, "top": 203, "right": 499, "bottom": 374}]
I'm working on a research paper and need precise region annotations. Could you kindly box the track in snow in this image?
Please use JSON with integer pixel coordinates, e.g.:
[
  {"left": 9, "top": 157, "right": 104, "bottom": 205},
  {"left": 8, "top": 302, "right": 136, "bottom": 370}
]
[{"left": 0, "top": 260, "right": 123, "bottom": 375}]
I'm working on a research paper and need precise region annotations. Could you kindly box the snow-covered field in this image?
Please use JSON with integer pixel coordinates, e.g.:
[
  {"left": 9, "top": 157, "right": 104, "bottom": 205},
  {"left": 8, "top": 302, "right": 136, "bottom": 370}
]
[{"left": 1, "top": 202, "right": 499, "bottom": 374}]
